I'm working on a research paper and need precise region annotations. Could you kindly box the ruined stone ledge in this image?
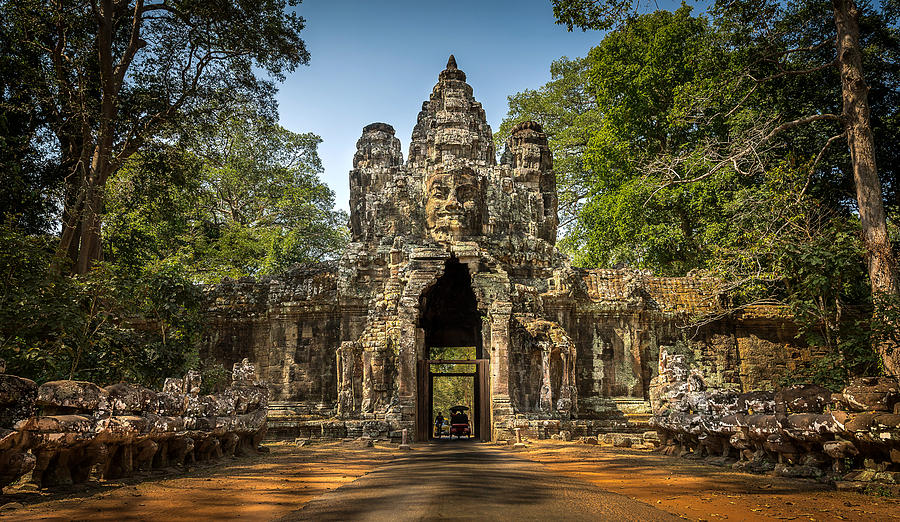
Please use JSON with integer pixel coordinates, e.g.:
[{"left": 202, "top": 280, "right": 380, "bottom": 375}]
[
  {"left": 265, "top": 418, "right": 395, "bottom": 441},
  {"left": 650, "top": 349, "right": 900, "bottom": 484},
  {"left": 492, "top": 416, "right": 645, "bottom": 443},
  {"left": 0, "top": 359, "right": 268, "bottom": 491}
]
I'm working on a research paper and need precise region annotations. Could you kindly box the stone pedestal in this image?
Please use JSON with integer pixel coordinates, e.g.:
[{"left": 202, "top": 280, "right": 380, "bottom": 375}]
[{"left": 398, "top": 428, "right": 411, "bottom": 450}]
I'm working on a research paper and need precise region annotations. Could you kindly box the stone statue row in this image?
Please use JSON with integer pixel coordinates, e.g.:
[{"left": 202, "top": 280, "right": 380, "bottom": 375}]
[
  {"left": 650, "top": 350, "right": 900, "bottom": 483},
  {"left": 0, "top": 359, "right": 267, "bottom": 491}
]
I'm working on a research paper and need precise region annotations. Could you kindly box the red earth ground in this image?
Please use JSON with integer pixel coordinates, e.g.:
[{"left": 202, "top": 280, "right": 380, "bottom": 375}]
[
  {"left": 0, "top": 439, "right": 898, "bottom": 521},
  {"left": 515, "top": 440, "right": 900, "bottom": 521},
  {"left": 0, "top": 441, "right": 394, "bottom": 521}
]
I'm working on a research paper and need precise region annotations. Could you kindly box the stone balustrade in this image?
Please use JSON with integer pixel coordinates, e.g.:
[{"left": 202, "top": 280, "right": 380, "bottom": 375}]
[
  {"left": 0, "top": 359, "right": 267, "bottom": 491},
  {"left": 650, "top": 350, "right": 900, "bottom": 485}
]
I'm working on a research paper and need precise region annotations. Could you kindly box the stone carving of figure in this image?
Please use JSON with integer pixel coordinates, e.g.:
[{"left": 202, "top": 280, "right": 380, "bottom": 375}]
[
  {"left": 361, "top": 349, "right": 375, "bottom": 413},
  {"left": 519, "top": 320, "right": 577, "bottom": 416},
  {"left": 360, "top": 340, "right": 393, "bottom": 414},
  {"left": 505, "top": 121, "right": 551, "bottom": 184},
  {"left": 425, "top": 167, "right": 484, "bottom": 242},
  {"left": 555, "top": 351, "right": 575, "bottom": 415},
  {"left": 538, "top": 344, "right": 553, "bottom": 412},
  {"left": 538, "top": 345, "right": 574, "bottom": 415},
  {"left": 336, "top": 341, "right": 361, "bottom": 417}
]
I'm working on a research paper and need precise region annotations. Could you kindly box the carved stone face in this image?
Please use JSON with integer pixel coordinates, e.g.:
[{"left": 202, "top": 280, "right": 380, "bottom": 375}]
[{"left": 425, "top": 168, "right": 483, "bottom": 241}]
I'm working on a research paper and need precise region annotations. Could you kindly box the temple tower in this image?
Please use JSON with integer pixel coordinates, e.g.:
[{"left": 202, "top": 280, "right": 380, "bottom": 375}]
[{"left": 335, "top": 56, "right": 577, "bottom": 440}]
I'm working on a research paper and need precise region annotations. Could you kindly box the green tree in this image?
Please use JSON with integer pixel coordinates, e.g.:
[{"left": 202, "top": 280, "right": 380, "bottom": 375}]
[
  {"left": 104, "top": 101, "right": 347, "bottom": 283},
  {"left": 432, "top": 376, "right": 475, "bottom": 429},
  {"left": 549, "top": 0, "right": 900, "bottom": 376},
  {"left": 0, "top": 13, "right": 65, "bottom": 234},
  {"left": 502, "top": 7, "right": 734, "bottom": 272},
  {"left": 500, "top": 3, "right": 900, "bottom": 382},
  {"left": 0, "top": 225, "right": 203, "bottom": 386},
  {"left": 1, "top": 0, "right": 310, "bottom": 274}
]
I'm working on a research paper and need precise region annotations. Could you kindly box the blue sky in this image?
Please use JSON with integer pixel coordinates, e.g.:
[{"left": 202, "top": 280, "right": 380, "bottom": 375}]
[{"left": 275, "top": 1, "right": 679, "bottom": 211}]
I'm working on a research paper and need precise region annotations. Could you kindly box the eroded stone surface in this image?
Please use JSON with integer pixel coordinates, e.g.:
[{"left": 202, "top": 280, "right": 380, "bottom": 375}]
[
  {"left": 201, "top": 57, "right": 830, "bottom": 442},
  {"left": 0, "top": 359, "right": 267, "bottom": 491},
  {"left": 650, "top": 349, "right": 900, "bottom": 483}
]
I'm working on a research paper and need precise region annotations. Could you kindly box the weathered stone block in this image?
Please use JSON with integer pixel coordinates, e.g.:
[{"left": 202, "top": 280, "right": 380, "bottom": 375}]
[
  {"left": 0, "top": 375, "right": 37, "bottom": 428},
  {"left": 103, "top": 383, "right": 156, "bottom": 415},
  {"left": 842, "top": 377, "right": 900, "bottom": 412},
  {"left": 36, "top": 381, "right": 105, "bottom": 414},
  {"left": 775, "top": 384, "right": 831, "bottom": 414}
]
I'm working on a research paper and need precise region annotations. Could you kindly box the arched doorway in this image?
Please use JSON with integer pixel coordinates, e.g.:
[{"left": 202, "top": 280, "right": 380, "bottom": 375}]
[{"left": 416, "top": 258, "right": 490, "bottom": 441}]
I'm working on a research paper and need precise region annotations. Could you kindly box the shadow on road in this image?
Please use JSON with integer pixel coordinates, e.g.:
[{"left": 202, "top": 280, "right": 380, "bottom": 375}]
[{"left": 284, "top": 442, "right": 677, "bottom": 521}]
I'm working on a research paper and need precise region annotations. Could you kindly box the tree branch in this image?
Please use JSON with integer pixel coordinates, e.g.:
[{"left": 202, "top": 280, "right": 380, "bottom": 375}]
[
  {"left": 771, "top": 39, "right": 833, "bottom": 58},
  {"left": 763, "top": 113, "right": 841, "bottom": 142},
  {"left": 642, "top": 113, "right": 842, "bottom": 204},
  {"left": 113, "top": 0, "right": 146, "bottom": 91},
  {"left": 798, "top": 132, "right": 846, "bottom": 201},
  {"left": 753, "top": 60, "right": 838, "bottom": 83}
]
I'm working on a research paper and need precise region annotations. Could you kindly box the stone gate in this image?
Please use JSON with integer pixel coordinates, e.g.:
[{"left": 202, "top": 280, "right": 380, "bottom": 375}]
[{"left": 204, "top": 57, "right": 822, "bottom": 441}]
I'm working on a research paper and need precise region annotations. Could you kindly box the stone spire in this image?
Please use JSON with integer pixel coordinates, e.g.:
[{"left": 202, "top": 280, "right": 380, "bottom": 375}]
[
  {"left": 349, "top": 123, "right": 405, "bottom": 242},
  {"left": 500, "top": 120, "right": 558, "bottom": 243},
  {"left": 438, "top": 53, "right": 467, "bottom": 82},
  {"left": 409, "top": 55, "right": 492, "bottom": 167}
]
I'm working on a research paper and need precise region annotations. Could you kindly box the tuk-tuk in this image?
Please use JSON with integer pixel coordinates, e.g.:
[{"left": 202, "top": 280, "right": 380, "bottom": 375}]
[{"left": 448, "top": 405, "right": 471, "bottom": 439}]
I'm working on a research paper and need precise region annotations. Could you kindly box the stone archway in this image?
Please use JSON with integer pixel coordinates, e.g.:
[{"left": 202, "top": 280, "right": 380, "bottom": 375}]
[
  {"left": 419, "top": 258, "right": 482, "bottom": 357},
  {"left": 415, "top": 258, "right": 491, "bottom": 441}
]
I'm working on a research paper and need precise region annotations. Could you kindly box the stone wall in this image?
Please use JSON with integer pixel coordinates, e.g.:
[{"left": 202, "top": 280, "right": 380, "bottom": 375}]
[
  {"left": 732, "top": 306, "right": 830, "bottom": 391},
  {"left": 202, "top": 265, "right": 340, "bottom": 410},
  {"left": 0, "top": 360, "right": 267, "bottom": 492}
]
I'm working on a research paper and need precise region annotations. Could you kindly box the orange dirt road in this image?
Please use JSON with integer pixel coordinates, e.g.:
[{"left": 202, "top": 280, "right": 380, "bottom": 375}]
[
  {"left": 2, "top": 439, "right": 899, "bottom": 521},
  {"left": 516, "top": 440, "right": 900, "bottom": 521},
  {"left": 0, "top": 441, "right": 394, "bottom": 521}
]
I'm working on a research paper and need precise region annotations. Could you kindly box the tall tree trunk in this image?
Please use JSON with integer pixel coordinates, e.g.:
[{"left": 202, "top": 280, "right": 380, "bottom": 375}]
[
  {"left": 58, "top": 177, "right": 83, "bottom": 267},
  {"left": 833, "top": 0, "right": 900, "bottom": 376},
  {"left": 56, "top": 0, "right": 121, "bottom": 275},
  {"left": 74, "top": 180, "right": 103, "bottom": 274},
  {"left": 57, "top": 168, "right": 104, "bottom": 275}
]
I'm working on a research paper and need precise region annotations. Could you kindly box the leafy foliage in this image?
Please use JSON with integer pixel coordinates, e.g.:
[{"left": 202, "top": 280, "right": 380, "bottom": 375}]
[
  {"left": 0, "top": 13, "right": 65, "bottom": 235},
  {"left": 198, "top": 358, "right": 230, "bottom": 395},
  {"left": 552, "top": 0, "right": 649, "bottom": 31},
  {"left": 103, "top": 100, "right": 347, "bottom": 283},
  {"left": 432, "top": 375, "right": 475, "bottom": 426},
  {"left": 0, "top": 0, "right": 349, "bottom": 385},
  {"left": 0, "top": 0, "right": 312, "bottom": 272},
  {"left": 503, "top": 7, "right": 737, "bottom": 271},
  {"left": 0, "top": 225, "right": 203, "bottom": 386},
  {"left": 504, "top": 2, "right": 900, "bottom": 382},
  {"left": 429, "top": 347, "right": 477, "bottom": 426}
]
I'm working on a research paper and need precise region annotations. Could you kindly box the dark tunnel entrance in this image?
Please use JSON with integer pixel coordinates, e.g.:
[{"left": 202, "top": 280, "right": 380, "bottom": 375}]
[
  {"left": 416, "top": 258, "right": 490, "bottom": 442},
  {"left": 420, "top": 258, "right": 482, "bottom": 357}
]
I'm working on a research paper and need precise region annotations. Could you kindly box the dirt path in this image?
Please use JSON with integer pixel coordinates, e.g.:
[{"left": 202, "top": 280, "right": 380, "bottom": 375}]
[
  {"left": 287, "top": 440, "right": 676, "bottom": 521},
  {"left": 2, "top": 439, "right": 898, "bottom": 521},
  {"left": 515, "top": 440, "right": 900, "bottom": 521},
  {"left": 0, "top": 441, "right": 395, "bottom": 521}
]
